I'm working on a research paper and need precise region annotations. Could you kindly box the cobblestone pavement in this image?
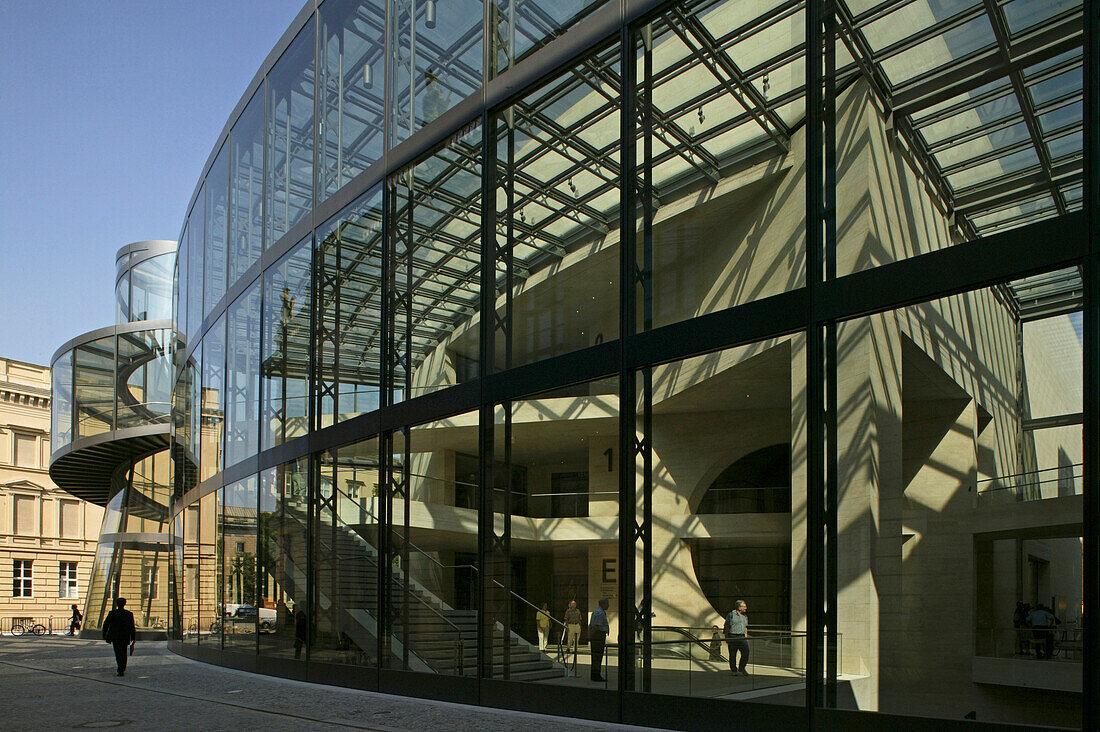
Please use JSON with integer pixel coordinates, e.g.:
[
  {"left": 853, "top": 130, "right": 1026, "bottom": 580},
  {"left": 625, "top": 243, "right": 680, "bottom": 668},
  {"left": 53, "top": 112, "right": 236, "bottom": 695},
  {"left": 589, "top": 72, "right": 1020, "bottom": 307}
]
[{"left": 0, "top": 637, "right": 668, "bottom": 731}]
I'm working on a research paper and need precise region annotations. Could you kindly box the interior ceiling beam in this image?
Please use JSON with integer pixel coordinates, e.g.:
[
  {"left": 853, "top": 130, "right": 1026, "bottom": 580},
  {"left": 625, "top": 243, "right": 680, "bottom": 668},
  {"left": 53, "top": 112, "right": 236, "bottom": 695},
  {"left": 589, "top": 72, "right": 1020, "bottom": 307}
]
[
  {"left": 666, "top": 7, "right": 790, "bottom": 152},
  {"left": 980, "top": 0, "right": 1067, "bottom": 216},
  {"left": 891, "top": 12, "right": 1082, "bottom": 118},
  {"left": 954, "top": 159, "right": 1082, "bottom": 214}
]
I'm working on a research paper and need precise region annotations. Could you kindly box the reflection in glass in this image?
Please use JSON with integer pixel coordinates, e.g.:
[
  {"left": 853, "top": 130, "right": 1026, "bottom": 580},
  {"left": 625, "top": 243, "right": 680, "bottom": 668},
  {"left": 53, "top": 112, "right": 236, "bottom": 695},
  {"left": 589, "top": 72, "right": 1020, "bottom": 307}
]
[
  {"left": 389, "top": 124, "right": 480, "bottom": 402},
  {"left": 230, "top": 89, "right": 265, "bottom": 287},
  {"left": 315, "top": 186, "right": 383, "bottom": 428},
  {"left": 267, "top": 18, "right": 316, "bottom": 247},
  {"left": 389, "top": 0, "right": 482, "bottom": 145},
  {"left": 129, "top": 253, "right": 174, "bottom": 322},
  {"left": 200, "top": 316, "right": 226, "bottom": 482},
  {"left": 116, "top": 270, "right": 130, "bottom": 324},
  {"left": 632, "top": 339, "right": 804, "bottom": 700},
  {"left": 116, "top": 329, "right": 172, "bottom": 428},
  {"left": 386, "top": 411, "right": 479, "bottom": 675},
  {"left": 318, "top": 0, "right": 385, "bottom": 200},
  {"left": 226, "top": 282, "right": 262, "bottom": 467},
  {"left": 486, "top": 379, "right": 619, "bottom": 684},
  {"left": 632, "top": 0, "right": 805, "bottom": 330},
  {"left": 313, "top": 438, "right": 379, "bottom": 666},
  {"left": 832, "top": 272, "right": 1083, "bottom": 725},
  {"left": 74, "top": 336, "right": 115, "bottom": 438},
  {"left": 198, "top": 490, "right": 222, "bottom": 646},
  {"left": 262, "top": 240, "right": 312, "bottom": 449},
  {"left": 493, "top": 46, "right": 620, "bottom": 368},
  {"left": 223, "top": 476, "right": 259, "bottom": 650},
  {"left": 205, "top": 142, "right": 229, "bottom": 319},
  {"left": 176, "top": 234, "right": 188, "bottom": 347},
  {"left": 187, "top": 187, "right": 205, "bottom": 342},
  {"left": 259, "top": 459, "right": 310, "bottom": 659},
  {"left": 491, "top": 0, "right": 607, "bottom": 74}
]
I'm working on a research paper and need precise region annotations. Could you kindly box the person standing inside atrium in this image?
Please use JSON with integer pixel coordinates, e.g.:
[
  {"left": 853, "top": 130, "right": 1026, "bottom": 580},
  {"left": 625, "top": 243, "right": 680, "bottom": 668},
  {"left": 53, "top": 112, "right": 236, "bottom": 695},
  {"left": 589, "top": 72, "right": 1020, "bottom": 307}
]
[
  {"left": 536, "top": 603, "right": 552, "bottom": 650},
  {"left": 102, "top": 597, "right": 136, "bottom": 676},
  {"left": 588, "top": 598, "right": 610, "bottom": 682},
  {"left": 725, "top": 600, "right": 750, "bottom": 675},
  {"left": 564, "top": 600, "right": 582, "bottom": 657}
]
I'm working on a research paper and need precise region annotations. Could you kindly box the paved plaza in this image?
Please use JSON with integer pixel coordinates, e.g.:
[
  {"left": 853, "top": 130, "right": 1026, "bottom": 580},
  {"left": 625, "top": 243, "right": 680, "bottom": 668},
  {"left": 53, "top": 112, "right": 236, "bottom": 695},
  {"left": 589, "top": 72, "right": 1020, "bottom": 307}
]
[{"left": 0, "top": 636, "right": 669, "bottom": 731}]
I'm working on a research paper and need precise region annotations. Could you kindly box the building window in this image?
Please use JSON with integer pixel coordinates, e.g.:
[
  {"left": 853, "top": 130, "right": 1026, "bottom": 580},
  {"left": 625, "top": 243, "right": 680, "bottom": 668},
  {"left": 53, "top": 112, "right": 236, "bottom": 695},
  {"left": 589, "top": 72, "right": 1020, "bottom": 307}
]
[
  {"left": 142, "top": 563, "right": 158, "bottom": 600},
  {"left": 59, "top": 500, "right": 79, "bottom": 538},
  {"left": 235, "top": 541, "right": 245, "bottom": 553},
  {"left": 186, "top": 564, "right": 198, "bottom": 601},
  {"left": 14, "top": 433, "right": 38, "bottom": 468},
  {"left": 13, "top": 495, "right": 35, "bottom": 536},
  {"left": 13, "top": 560, "right": 32, "bottom": 597},
  {"left": 58, "top": 562, "right": 78, "bottom": 599}
]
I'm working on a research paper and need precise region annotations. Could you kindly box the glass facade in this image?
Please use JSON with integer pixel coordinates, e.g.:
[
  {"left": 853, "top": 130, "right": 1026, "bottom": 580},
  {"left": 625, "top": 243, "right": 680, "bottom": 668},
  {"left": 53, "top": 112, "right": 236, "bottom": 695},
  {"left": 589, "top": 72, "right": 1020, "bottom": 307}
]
[{"left": 160, "top": 0, "right": 1096, "bottom": 729}]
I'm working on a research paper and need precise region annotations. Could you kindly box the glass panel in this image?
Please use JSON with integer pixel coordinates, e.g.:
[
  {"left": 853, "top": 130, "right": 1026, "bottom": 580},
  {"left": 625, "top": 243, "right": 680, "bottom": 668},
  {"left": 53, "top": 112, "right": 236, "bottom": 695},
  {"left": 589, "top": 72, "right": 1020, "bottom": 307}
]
[
  {"left": 116, "top": 270, "right": 130, "bottom": 324},
  {"left": 835, "top": 0, "right": 1084, "bottom": 268},
  {"left": 385, "top": 409, "right": 479, "bottom": 675},
  {"left": 187, "top": 187, "right": 205, "bottom": 343},
  {"left": 173, "top": 353, "right": 200, "bottom": 500},
  {"left": 205, "top": 143, "right": 230, "bottom": 320},
  {"left": 183, "top": 503, "right": 200, "bottom": 644},
  {"left": 389, "top": 124, "right": 480, "bottom": 401},
  {"left": 170, "top": 511, "right": 183, "bottom": 640},
  {"left": 830, "top": 273, "right": 1083, "bottom": 726},
  {"left": 313, "top": 437, "right": 380, "bottom": 667},
  {"left": 631, "top": 336, "right": 805, "bottom": 700},
  {"left": 633, "top": 0, "right": 805, "bottom": 332},
  {"left": 486, "top": 377, "right": 620, "bottom": 686},
  {"left": 83, "top": 542, "right": 115, "bottom": 630},
  {"left": 198, "top": 490, "right": 222, "bottom": 646},
  {"left": 176, "top": 234, "right": 188, "bottom": 347},
  {"left": 492, "top": 44, "right": 621, "bottom": 365},
  {"left": 230, "top": 88, "right": 265, "bottom": 287},
  {"left": 51, "top": 350, "right": 72, "bottom": 450},
  {"left": 200, "top": 315, "right": 226, "bottom": 482},
  {"left": 267, "top": 18, "right": 316, "bottom": 247},
  {"left": 190, "top": 346, "right": 204, "bottom": 483},
  {"left": 223, "top": 475, "right": 259, "bottom": 650},
  {"left": 226, "top": 282, "right": 262, "bottom": 467},
  {"left": 130, "top": 253, "right": 175, "bottom": 322},
  {"left": 492, "top": 0, "right": 608, "bottom": 74},
  {"left": 389, "top": 0, "right": 483, "bottom": 145},
  {"left": 259, "top": 458, "right": 310, "bottom": 659},
  {"left": 315, "top": 186, "right": 383, "bottom": 429},
  {"left": 74, "top": 336, "right": 115, "bottom": 438},
  {"left": 126, "top": 450, "right": 172, "bottom": 534},
  {"left": 318, "top": 0, "right": 385, "bottom": 200},
  {"left": 262, "top": 238, "right": 312, "bottom": 449},
  {"left": 117, "top": 329, "right": 172, "bottom": 429}
]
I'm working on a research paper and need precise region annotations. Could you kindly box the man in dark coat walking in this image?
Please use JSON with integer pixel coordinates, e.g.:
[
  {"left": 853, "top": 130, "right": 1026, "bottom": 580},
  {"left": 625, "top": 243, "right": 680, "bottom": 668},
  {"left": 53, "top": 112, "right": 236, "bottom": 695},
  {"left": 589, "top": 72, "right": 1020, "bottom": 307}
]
[{"left": 102, "top": 597, "right": 136, "bottom": 676}]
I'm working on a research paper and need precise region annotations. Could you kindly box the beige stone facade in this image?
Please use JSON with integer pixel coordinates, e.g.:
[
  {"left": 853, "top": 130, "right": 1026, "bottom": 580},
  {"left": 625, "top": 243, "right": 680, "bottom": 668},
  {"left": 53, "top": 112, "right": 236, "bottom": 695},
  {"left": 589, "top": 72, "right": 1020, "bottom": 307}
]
[{"left": 0, "top": 356, "right": 102, "bottom": 630}]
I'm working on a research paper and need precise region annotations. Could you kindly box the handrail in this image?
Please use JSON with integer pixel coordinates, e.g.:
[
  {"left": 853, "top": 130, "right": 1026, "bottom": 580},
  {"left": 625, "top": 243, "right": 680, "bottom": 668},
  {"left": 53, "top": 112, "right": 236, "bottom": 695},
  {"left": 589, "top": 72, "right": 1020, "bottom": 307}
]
[
  {"left": 328, "top": 480, "right": 571, "bottom": 667},
  {"left": 971, "top": 463, "right": 1083, "bottom": 492}
]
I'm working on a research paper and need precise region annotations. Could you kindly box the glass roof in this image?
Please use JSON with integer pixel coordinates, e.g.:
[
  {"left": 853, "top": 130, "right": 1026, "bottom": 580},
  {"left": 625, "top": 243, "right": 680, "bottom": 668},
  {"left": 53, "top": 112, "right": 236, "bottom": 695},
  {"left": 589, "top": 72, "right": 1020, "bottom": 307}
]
[{"left": 328, "top": 0, "right": 1083, "bottom": 380}]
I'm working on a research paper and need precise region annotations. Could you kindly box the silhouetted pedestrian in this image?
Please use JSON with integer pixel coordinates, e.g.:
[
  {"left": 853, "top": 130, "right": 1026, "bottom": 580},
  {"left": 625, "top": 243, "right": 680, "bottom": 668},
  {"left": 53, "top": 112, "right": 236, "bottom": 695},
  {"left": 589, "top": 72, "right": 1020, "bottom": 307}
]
[{"left": 102, "top": 598, "right": 136, "bottom": 676}]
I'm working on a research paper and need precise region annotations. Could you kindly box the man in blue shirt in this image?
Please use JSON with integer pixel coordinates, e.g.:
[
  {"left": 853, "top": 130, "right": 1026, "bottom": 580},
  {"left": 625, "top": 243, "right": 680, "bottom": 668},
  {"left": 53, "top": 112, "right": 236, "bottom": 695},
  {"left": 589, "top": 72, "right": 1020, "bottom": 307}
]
[{"left": 588, "top": 597, "right": 610, "bottom": 682}]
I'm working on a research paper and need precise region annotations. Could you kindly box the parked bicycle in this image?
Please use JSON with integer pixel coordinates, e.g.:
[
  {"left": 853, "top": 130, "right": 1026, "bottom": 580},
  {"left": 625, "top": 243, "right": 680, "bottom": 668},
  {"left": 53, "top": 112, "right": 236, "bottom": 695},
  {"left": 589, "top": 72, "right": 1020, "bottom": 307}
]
[{"left": 11, "top": 621, "right": 46, "bottom": 637}]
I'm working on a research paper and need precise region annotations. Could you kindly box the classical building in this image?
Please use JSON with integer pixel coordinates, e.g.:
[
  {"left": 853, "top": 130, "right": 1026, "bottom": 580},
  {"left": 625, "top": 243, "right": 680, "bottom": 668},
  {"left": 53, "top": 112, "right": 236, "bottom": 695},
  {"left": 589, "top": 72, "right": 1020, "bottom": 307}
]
[
  {"left": 49, "top": 241, "right": 176, "bottom": 636},
  {"left": 51, "top": 0, "right": 1097, "bottom": 729},
  {"left": 0, "top": 356, "right": 102, "bottom": 632}
]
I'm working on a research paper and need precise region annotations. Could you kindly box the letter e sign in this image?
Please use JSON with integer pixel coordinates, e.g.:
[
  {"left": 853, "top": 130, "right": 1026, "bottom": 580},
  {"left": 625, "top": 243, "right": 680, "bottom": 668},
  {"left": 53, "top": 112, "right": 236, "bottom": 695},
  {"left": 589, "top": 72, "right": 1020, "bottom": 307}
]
[{"left": 602, "top": 558, "right": 617, "bottom": 584}]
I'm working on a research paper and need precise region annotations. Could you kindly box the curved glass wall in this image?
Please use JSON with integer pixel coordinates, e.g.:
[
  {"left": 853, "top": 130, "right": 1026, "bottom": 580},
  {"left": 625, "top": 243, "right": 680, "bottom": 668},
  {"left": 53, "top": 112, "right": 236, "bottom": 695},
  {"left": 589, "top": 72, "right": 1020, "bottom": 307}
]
[
  {"left": 51, "top": 327, "right": 174, "bottom": 443},
  {"left": 116, "top": 250, "right": 175, "bottom": 324},
  {"left": 82, "top": 450, "right": 172, "bottom": 632},
  {"left": 166, "top": 0, "right": 1093, "bottom": 729}
]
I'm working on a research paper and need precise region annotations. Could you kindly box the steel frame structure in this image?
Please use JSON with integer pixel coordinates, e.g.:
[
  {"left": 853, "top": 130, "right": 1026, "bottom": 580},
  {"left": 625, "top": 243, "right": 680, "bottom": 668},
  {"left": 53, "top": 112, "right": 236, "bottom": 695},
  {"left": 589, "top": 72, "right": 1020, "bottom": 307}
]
[{"left": 162, "top": 0, "right": 1097, "bottom": 729}]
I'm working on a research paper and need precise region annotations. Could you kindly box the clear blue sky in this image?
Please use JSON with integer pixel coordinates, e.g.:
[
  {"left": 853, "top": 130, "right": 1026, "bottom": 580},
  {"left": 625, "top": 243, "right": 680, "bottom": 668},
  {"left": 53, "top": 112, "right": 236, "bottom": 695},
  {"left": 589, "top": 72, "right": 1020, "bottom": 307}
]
[{"left": 0, "top": 0, "right": 303, "bottom": 366}]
